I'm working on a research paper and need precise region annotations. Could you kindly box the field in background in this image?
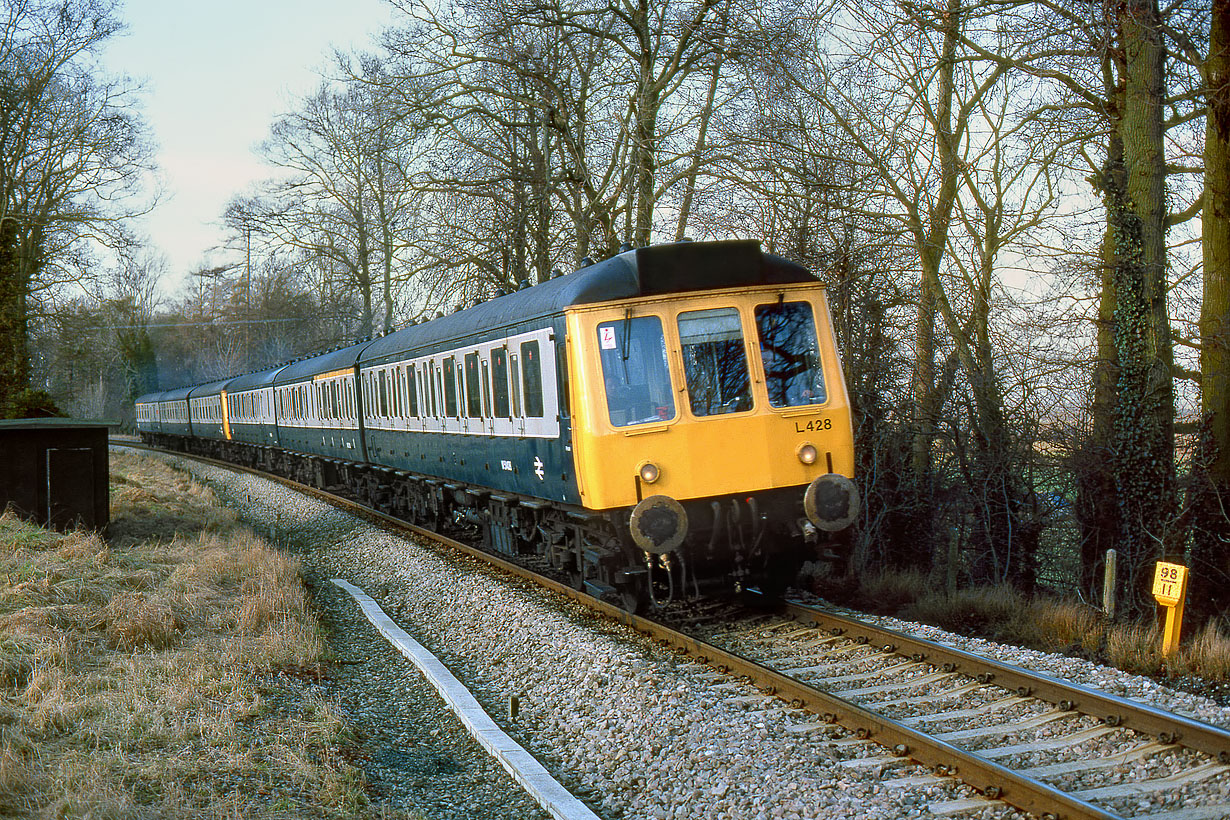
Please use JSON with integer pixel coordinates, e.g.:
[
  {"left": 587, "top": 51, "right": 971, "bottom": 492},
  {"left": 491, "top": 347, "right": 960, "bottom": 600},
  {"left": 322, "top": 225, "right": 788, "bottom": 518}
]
[{"left": 0, "top": 451, "right": 386, "bottom": 819}]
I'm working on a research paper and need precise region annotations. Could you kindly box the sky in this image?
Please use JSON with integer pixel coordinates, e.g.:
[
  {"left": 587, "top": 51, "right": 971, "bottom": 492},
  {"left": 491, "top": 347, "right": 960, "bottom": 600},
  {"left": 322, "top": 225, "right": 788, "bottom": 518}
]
[{"left": 99, "top": 0, "right": 396, "bottom": 295}]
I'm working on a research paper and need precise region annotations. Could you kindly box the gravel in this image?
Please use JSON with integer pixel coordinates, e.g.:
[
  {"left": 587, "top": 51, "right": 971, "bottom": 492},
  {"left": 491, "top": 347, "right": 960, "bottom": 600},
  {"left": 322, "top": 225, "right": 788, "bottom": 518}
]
[{"left": 151, "top": 451, "right": 1230, "bottom": 819}]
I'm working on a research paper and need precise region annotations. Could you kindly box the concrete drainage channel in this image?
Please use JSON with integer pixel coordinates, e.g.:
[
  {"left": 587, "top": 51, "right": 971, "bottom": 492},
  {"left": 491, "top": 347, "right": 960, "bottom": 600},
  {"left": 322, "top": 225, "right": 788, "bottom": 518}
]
[{"left": 331, "top": 578, "right": 600, "bottom": 820}]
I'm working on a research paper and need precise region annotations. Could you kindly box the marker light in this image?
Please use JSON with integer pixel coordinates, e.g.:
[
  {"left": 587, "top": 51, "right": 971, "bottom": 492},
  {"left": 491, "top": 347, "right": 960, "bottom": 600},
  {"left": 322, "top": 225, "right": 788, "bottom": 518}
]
[
  {"left": 638, "top": 462, "right": 661, "bottom": 483},
  {"left": 797, "top": 443, "right": 818, "bottom": 465}
]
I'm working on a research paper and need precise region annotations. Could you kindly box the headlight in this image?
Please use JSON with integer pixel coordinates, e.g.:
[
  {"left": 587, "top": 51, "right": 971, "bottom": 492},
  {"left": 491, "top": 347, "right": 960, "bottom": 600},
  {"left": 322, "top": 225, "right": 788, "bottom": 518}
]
[
  {"left": 638, "top": 461, "right": 661, "bottom": 483},
  {"left": 797, "top": 443, "right": 818, "bottom": 465}
]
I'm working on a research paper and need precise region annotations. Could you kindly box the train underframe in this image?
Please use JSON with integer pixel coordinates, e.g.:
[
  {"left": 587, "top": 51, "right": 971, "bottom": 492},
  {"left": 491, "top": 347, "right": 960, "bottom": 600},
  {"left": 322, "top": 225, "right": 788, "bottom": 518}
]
[{"left": 144, "top": 432, "right": 827, "bottom": 611}]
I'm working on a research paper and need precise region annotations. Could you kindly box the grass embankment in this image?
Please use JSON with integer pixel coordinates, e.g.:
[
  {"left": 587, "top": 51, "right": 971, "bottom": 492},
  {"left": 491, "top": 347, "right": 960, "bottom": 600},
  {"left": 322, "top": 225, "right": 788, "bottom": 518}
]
[
  {"left": 825, "top": 571, "right": 1230, "bottom": 682},
  {"left": 0, "top": 452, "right": 370, "bottom": 818}
]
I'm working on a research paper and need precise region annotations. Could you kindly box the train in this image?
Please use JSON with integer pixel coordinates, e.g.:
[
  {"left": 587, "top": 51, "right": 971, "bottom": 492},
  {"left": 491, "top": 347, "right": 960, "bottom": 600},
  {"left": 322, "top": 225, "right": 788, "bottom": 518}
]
[{"left": 135, "top": 240, "right": 859, "bottom": 611}]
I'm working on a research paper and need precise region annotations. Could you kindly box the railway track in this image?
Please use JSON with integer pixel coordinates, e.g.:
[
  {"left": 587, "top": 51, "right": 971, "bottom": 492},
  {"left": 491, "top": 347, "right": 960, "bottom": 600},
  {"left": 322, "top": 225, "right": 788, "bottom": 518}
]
[
  {"left": 687, "top": 601, "right": 1230, "bottom": 819},
  {"left": 116, "top": 442, "right": 1230, "bottom": 820}
]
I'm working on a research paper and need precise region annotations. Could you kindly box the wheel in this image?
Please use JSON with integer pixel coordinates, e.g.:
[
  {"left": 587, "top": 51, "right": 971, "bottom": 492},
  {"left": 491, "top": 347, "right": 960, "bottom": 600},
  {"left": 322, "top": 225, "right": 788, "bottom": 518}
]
[
  {"left": 619, "top": 584, "right": 648, "bottom": 614},
  {"left": 751, "top": 555, "right": 803, "bottom": 599}
]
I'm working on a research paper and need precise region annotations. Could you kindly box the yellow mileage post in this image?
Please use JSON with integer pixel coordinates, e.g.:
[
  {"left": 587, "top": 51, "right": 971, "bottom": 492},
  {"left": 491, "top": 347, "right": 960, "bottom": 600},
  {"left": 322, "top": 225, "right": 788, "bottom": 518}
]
[{"left": 1152, "top": 561, "right": 1189, "bottom": 658}]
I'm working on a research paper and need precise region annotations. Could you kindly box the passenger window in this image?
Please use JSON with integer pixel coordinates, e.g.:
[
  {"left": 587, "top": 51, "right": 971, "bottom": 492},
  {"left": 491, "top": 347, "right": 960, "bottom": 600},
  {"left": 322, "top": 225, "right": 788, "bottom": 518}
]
[
  {"left": 427, "top": 365, "right": 435, "bottom": 416},
  {"left": 481, "top": 360, "right": 492, "bottom": 418},
  {"left": 510, "top": 354, "right": 522, "bottom": 417},
  {"left": 443, "top": 356, "right": 458, "bottom": 417},
  {"left": 464, "top": 352, "right": 482, "bottom": 417},
  {"left": 597, "top": 316, "right": 675, "bottom": 426},
  {"left": 435, "top": 368, "right": 444, "bottom": 417},
  {"left": 407, "top": 364, "right": 419, "bottom": 417},
  {"left": 521, "top": 340, "right": 544, "bottom": 418},
  {"left": 755, "top": 301, "right": 827, "bottom": 407},
  {"left": 398, "top": 368, "right": 407, "bottom": 417},
  {"left": 427, "top": 369, "right": 434, "bottom": 416},
  {"left": 677, "top": 307, "right": 752, "bottom": 416},
  {"left": 492, "top": 348, "right": 510, "bottom": 418},
  {"left": 398, "top": 368, "right": 406, "bottom": 417},
  {"left": 398, "top": 368, "right": 406, "bottom": 418},
  {"left": 379, "top": 371, "right": 389, "bottom": 417}
]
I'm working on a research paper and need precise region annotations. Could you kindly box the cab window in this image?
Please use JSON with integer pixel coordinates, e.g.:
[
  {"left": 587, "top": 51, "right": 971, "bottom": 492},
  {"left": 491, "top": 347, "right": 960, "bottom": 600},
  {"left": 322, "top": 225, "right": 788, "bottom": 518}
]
[
  {"left": 677, "top": 307, "right": 752, "bottom": 416},
  {"left": 755, "top": 301, "right": 827, "bottom": 407},
  {"left": 597, "top": 316, "right": 675, "bottom": 427}
]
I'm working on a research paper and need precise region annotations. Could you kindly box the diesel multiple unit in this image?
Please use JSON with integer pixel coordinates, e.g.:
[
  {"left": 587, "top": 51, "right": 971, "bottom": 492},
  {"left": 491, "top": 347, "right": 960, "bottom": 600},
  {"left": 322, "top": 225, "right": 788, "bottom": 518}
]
[{"left": 136, "top": 240, "right": 859, "bottom": 610}]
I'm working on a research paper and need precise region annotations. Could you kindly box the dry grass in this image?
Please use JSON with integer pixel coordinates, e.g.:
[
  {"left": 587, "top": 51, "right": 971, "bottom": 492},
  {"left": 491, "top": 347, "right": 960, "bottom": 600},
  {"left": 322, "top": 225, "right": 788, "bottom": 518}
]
[
  {"left": 826, "top": 569, "right": 1230, "bottom": 683},
  {"left": 901, "top": 585, "right": 1021, "bottom": 635},
  {"left": 1104, "top": 622, "right": 1164, "bottom": 675},
  {"left": 0, "top": 451, "right": 382, "bottom": 819},
  {"left": 858, "top": 570, "right": 931, "bottom": 614}
]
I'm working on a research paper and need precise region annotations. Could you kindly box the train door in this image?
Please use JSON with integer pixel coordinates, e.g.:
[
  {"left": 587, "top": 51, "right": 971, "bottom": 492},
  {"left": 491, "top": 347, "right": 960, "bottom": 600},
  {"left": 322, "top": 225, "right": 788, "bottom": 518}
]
[
  {"left": 509, "top": 350, "right": 525, "bottom": 437},
  {"left": 220, "top": 391, "right": 232, "bottom": 440}
]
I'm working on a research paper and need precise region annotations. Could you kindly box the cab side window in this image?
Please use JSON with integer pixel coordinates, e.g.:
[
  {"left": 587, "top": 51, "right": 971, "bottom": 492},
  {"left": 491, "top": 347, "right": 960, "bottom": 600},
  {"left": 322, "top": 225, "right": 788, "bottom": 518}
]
[{"left": 597, "top": 317, "right": 675, "bottom": 427}]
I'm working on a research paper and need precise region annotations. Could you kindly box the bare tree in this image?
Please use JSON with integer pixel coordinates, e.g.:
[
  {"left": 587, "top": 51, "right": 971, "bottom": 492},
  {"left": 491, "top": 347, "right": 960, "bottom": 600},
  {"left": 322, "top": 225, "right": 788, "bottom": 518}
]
[
  {"left": 375, "top": 0, "right": 739, "bottom": 292},
  {"left": 232, "top": 73, "right": 421, "bottom": 337},
  {"left": 106, "top": 251, "right": 161, "bottom": 407},
  {"left": 0, "top": 0, "right": 154, "bottom": 416},
  {"left": 756, "top": 0, "right": 1070, "bottom": 586}
]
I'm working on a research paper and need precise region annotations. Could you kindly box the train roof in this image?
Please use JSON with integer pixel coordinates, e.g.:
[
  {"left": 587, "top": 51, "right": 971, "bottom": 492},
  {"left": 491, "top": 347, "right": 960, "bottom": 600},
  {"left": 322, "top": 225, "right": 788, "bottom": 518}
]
[
  {"left": 225, "top": 364, "right": 289, "bottom": 393},
  {"left": 159, "top": 385, "right": 194, "bottom": 401},
  {"left": 361, "top": 239, "right": 814, "bottom": 364},
  {"left": 188, "top": 377, "right": 235, "bottom": 398},
  {"left": 134, "top": 241, "right": 813, "bottom": 397},
  {"left": 273, "top": 340, "right": 372, "bottom": 386},
  {"left": 134, "top": 391, "right": 164, "bottom": 404}
]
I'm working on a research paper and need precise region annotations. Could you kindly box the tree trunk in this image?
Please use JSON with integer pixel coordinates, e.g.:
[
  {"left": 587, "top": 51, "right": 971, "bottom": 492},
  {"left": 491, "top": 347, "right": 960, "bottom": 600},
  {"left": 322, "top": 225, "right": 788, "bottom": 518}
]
[
  {"left": 1109, "top": 0, "right": 1175, "bottom": 615},
  {"left": 0, "top": 216, "right": 32, "bottom": 417},
  {"left": 1078, "top": 214, "right": 1122, "bottom": 602},
  {"left": 633, "top": 91, "right": 658, "bottom": 248},
  {"left": 675, "top": 51, "right": 723, "bottom": 242},
  {"left": 1206, "top": 0, "right": 1230, "bottom": 488},
  {"left": 1190, "top": 0, "right": 1230, "bottom": 623},
  {"left": 631, "top": 0, "right": 657, "bottom": 248},
  {"left": 0, "top": 215, "right": 35, "bottom": 420},
  {"left": 909, "top": 0, "right": 964, "bottom": 575}
]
